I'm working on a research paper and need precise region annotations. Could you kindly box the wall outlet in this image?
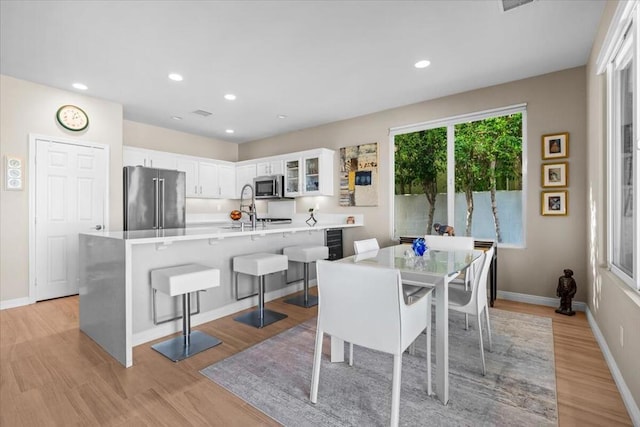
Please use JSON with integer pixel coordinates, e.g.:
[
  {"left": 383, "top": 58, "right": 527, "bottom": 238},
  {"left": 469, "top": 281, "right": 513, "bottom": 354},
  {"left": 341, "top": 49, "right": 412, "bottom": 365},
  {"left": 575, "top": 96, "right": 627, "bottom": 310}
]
[{"left": 619, "top": 325, "right": 624, "bottom": 348}]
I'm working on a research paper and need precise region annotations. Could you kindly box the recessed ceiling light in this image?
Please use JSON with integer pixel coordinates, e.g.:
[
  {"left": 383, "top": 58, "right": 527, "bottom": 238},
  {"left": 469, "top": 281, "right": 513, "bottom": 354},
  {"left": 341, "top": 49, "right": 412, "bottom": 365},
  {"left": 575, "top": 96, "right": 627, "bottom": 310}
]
[
  {"left": 72, "top": 82, "right": 88, "bottom": 90},
  {"left": 414, "top": 60, "right": 431, "bottom": 69},
  {"left": 168, "top": 73, "right": 183, "bottom": 81},
  {"left": 225, "top": 129, "right": 235, "bottom": 134},
  {"left": 224, "top": 94, "right": 236, "bottom": 101},
  {"left": 171, "top": 116, "right": 183, "bottom": 120},
  {"left": 277, "top": 114, "right": 287, "bottom": 119}
]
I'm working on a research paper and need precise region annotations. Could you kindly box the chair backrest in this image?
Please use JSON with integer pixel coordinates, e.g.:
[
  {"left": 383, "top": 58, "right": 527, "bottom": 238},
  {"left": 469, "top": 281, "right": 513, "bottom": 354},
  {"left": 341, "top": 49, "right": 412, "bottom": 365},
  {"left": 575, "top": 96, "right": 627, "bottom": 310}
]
[
  {"left": 316, "top": 260, "right": 405, "bottom": 354},
  {"left": 474, "top": 246, "right": 495, "bottom": 310},
  {"left": 353, "top": 238, "right": 380, "bottom": 254},
  {"left": 423, "top": 235, "right": 474, "bottom": 251}
]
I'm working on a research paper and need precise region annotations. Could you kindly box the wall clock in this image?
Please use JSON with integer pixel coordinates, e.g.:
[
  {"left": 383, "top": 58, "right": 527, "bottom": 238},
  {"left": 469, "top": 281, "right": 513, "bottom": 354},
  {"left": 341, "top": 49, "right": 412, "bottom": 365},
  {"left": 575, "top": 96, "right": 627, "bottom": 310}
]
[{"left": 56, "top": 104, "right": 89, "bottom": 131}]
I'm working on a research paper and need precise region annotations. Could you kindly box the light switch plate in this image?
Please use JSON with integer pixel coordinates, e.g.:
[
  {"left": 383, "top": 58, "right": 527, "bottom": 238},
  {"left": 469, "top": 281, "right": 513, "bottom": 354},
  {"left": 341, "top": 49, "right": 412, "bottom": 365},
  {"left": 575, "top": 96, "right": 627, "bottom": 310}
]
[{"left": 5, "top": 156, "right": 23, "bottom": 191}]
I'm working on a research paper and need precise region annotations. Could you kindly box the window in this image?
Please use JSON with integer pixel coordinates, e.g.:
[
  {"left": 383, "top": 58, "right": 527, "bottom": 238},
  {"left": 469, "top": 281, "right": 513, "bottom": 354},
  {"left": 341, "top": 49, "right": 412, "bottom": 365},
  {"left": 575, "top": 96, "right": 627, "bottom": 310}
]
[
  {"left": 601, "top": 1, "right": 639, "bottom": 290},
  {"left": 391, "top": 105, "right": 526, "bottom": 247}
]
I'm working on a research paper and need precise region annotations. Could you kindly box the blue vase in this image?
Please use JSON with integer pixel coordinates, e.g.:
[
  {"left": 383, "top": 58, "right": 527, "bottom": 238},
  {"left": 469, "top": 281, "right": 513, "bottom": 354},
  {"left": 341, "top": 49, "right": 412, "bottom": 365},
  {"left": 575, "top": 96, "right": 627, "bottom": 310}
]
[{"left": 412, "top": 238, "right": 427, "bottom": 256}]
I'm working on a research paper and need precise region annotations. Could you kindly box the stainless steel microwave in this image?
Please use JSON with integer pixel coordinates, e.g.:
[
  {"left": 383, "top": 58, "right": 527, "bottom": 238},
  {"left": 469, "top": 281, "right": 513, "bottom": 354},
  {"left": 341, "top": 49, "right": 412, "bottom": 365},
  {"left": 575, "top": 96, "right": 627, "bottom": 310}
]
[{"left": 254, "top": 175, "right": 285, "bottom": 199}]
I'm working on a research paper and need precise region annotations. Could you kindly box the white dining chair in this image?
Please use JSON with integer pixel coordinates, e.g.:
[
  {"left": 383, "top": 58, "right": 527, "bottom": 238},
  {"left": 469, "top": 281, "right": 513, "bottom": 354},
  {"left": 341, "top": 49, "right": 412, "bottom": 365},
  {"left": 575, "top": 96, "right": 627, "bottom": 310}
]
[
  {"left": 354, "top": 238, "right": 429, "bottom": 303},
  {"left": 351, "top": 238, "right": 432, "bottom": 363},
  {"left": 448, "top": 246, "right": 495, "bottom": 375},
  {"left": 352, "top": 237, "right": 380, "bottom": 253},
  {"left": 310, "top": 260, "right": 434, "bottom": 427},
  {"left": 421, "top": 235, "right": 476, "bottom": 328},
  {"left": 423, "top": 235, "right": 475, "bottom": 251}
]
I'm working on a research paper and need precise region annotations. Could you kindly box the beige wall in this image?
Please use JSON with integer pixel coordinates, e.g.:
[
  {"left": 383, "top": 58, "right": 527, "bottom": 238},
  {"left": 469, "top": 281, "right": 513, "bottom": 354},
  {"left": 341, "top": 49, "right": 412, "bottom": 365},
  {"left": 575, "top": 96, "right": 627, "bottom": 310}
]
[
  {"left": 0, "top": 75, "right": 124, "bottom": 301},
  {"left": 0, "top": 76, "right": 243, "bottom": 304},
  {"left": 240, "top": 67, "right": 589, "bottom": 303},
  {"left": 586, "top": 0, "right": 640, "bottom": 412},
  {"left": 123, "top": 120, "right": 238, "bottom": 162}
]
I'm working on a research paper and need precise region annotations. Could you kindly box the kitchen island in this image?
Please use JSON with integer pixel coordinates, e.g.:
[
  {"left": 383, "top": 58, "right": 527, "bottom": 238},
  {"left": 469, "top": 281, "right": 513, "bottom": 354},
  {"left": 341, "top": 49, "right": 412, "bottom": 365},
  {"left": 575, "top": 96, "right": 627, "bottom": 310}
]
[{"left": 79, "top": 220, "right": 361, "bottom": 367}]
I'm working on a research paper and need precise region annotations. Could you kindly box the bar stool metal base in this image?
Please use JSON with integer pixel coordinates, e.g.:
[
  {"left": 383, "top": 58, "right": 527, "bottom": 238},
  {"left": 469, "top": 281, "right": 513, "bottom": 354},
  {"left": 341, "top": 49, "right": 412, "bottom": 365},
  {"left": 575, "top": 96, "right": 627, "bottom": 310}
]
[
  {"left": 234, "top": 309, "right": 288, "bottom": 328},
  {"left": 151, "top": 331, "right": 222, "bottom": 362},
  {"left": 284, "top": 293, "right": 318, "bottom": 308}
]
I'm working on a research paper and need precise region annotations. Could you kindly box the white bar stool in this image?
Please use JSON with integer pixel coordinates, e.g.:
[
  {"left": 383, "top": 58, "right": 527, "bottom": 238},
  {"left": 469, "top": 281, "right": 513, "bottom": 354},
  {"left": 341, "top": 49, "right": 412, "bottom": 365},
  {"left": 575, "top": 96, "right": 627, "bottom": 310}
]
[
  {"left": 233, "top": 253, "right": 289, "bottom": 328},
  {"left": 150, "top": 264, "right": 222, "bottom": 362},
  {"left": 283, "top": 245, "right": 328, "bottom": 308}
]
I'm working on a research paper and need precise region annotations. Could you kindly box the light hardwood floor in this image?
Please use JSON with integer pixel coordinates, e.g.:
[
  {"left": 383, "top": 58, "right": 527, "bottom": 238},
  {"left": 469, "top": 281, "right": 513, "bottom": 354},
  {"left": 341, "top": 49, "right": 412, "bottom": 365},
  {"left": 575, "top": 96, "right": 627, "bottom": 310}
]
[{"left": 0, "top": 294, "right": 632, "bottom": 426}]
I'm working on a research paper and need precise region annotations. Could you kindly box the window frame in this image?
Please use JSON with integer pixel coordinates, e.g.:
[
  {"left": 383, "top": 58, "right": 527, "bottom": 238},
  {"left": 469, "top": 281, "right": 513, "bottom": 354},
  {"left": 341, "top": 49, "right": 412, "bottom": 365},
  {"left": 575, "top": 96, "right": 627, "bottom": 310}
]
[
  {"left": 602, "top": 2, "right": 640, "bottom": 290},
  {"left": 389, "top": 104, "right": 528, "bottom": 249}
]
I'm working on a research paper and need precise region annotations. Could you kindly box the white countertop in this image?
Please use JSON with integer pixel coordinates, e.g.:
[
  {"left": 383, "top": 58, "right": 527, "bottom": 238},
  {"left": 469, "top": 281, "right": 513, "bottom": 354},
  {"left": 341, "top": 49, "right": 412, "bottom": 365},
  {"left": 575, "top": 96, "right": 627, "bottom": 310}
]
[{"left": 82, "top": 221, "right": 361, "bottom": 244}]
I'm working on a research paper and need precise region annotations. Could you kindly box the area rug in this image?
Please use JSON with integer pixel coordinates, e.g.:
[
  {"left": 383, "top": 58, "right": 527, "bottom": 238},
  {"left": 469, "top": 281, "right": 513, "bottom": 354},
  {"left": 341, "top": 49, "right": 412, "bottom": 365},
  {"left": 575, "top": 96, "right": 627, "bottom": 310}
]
[{"left": 201, "top": 309, "right": 557, "bottom": 426}]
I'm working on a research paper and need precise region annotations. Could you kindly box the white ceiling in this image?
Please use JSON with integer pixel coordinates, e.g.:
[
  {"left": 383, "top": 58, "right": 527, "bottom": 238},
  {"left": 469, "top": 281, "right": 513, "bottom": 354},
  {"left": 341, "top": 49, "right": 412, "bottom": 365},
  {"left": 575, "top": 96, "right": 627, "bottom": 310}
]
[{"left": 0, "top": 1, "right": 605, "bottom": 144}]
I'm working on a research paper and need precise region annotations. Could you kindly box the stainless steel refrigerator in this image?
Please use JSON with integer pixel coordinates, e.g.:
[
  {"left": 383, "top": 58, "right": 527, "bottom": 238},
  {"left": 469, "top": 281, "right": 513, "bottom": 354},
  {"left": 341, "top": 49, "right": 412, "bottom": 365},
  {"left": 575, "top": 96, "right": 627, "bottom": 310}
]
[{"left": 123, "top": 166, "right": 186, "bottom": 231}]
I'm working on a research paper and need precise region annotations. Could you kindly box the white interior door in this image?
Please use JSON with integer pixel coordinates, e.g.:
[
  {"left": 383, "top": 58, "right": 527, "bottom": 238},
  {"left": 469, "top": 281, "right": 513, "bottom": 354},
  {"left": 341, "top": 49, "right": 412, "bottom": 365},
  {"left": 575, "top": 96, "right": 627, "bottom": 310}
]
[{"left": 35, "top": 138, "right": 107, "bottom": 301}]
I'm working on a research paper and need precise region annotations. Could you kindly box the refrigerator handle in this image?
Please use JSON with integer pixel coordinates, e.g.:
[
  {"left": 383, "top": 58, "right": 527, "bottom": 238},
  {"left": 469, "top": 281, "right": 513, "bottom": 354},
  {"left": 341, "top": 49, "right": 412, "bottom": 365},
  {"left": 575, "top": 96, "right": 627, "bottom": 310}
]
[
  {"left": 153, "top": 177, "right": 159, "bottom": 229},
  {"left": 160, "top": 178, "right": 166, "bottom": 229}
]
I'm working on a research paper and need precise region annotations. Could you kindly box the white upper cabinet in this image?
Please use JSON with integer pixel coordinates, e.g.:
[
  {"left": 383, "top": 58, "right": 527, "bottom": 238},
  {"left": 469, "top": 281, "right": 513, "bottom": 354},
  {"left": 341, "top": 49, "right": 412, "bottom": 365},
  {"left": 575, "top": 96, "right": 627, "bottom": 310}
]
[
  {"left": 198, "top": 161, "right": 220, "bottom": 198},
  {"left": 123, "top": 146, "right": 177, "bottom": 170},
  {"left": 176, "top": 157, "right": 199, "bottom": 197},
  {"left": 302, "top": 148, "right": 334, "bottom": 196},
  {"left": 256, "top": 159, "right": 284, "bottom": 176},
  {"left": 124, "top": 146, "right": 333, "bottom": 199},
  {"left": 284, "top": 157, "right": 301, "bottom": 197},
  {"left": 236, "top": 163, "right": 257, "bottom": 198},
  {"left": 217, "top": 163, "right": 236, "bottom": 198},
  {"left": 174, "top": 155, "right": 236, "bottom": 199}
]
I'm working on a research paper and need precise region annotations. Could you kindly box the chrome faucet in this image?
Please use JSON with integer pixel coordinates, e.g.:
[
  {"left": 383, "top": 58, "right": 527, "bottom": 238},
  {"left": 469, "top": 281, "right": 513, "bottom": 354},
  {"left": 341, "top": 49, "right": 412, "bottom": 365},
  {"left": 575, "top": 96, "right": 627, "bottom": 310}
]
[{"left": 239, "top": 183, "right": 257, "bottom": 230}]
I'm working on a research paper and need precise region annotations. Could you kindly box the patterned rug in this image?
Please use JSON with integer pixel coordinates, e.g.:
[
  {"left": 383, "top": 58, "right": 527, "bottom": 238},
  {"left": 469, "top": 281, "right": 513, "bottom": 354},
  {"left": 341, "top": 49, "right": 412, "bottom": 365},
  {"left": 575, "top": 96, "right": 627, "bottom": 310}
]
[{"left": 201, "top": 309, "right": 557, "bottom": 426}]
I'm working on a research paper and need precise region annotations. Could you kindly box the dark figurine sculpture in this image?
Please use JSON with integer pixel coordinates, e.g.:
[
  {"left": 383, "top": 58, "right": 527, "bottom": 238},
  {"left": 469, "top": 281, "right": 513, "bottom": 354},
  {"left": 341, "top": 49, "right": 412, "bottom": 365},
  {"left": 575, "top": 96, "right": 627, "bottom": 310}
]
[
  {"left": 433, "top": 223, "right": 455, "bottom": 236},
  {"left": 556, "top": 269, "right": 577, "bottom": 316}
]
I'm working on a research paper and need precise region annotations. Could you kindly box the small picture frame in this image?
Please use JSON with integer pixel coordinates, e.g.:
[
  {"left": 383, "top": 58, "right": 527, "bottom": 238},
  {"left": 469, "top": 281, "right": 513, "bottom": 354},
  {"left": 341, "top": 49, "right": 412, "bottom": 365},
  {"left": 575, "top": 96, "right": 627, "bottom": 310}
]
[
  {"left": 541, "top": 162, "right": 568, "bottom": 188},
  {"left": 541, "top": 190, "right": 568, "bottom": 216},
  {"left": 542, "top": 132, "right": 569, "bottom": 159}
]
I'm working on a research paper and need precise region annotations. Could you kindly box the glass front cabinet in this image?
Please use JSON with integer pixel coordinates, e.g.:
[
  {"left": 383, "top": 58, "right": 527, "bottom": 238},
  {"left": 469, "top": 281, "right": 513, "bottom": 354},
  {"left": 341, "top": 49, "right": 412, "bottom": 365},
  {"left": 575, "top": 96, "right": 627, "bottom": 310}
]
[
  {"left": 284, "top": 148, "right": 334, "bottom": 197},
  {"left": 284, "top": 158, "right": 301, "bottom": 196}
]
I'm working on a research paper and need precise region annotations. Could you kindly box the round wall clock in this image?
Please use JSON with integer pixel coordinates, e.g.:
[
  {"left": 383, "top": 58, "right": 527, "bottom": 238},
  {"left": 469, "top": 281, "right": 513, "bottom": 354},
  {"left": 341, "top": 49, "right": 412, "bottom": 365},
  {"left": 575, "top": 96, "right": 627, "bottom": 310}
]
[{"left": 56, "top": 104, "right": 89, "bottom": 131}]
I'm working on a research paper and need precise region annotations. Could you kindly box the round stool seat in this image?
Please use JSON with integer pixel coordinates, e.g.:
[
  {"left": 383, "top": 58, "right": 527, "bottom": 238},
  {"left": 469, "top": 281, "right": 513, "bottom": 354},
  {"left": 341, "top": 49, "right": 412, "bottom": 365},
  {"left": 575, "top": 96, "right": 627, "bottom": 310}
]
[
  {"left": 283, "top": 245, "right": 329, "bottom": 263},
  {"left": 233, "top": 253, "right": 288, "bottom": 276}
]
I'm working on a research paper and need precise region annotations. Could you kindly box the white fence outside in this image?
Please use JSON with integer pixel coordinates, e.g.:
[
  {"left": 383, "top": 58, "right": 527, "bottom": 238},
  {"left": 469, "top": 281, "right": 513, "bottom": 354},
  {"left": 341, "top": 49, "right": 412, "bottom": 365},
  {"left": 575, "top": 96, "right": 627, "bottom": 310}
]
[{"left": 394, "top": 190, "right": 524, "bottom": 245}]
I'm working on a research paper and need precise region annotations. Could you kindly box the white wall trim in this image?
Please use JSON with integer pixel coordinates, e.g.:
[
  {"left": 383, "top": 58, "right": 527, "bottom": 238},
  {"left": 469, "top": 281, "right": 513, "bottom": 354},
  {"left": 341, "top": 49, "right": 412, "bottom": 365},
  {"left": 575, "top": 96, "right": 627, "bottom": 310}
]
[
  {"left": 0, "top": 297, "right": 33, "bottom": 311},
  {"left": 28, "top": 134, "right": 110, "bottom": 303},
  {"left": 497, "top": 290, "right": 586, "bottom": 312},
  {"left": 498, "top": 291, "right": 638, "bottom": 424},
  {"left": 586, "top": 306, "right": 640, "bottom": 426},
  {"left": 596, "top": 0, "right": 638, "bottom": 75},
  {"left": 388, "top": 103, "right": 527, "bottom": 136}
]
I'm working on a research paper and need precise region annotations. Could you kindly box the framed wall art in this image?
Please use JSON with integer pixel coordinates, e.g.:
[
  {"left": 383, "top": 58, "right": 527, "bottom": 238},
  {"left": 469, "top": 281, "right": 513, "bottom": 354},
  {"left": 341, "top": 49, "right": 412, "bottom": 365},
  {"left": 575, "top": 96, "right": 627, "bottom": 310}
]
[
  {"left": 541, "top": 162, "right": 568, "bottom": 188},
  {"left": 339, "top": 142, "right": 378, "bottom": 206},
  {"left": 541, "top": 132, "right": 569, "bottom": 159},
  {"left": 541, "top": 190, "right": 568, "bottom": 216}
]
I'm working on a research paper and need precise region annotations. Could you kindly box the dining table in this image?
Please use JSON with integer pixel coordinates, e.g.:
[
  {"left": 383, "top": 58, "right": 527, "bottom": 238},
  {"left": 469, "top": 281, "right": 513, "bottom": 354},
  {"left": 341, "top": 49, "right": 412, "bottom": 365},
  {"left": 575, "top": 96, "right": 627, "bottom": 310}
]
[{"left": 330, "top": 244, "right": 483, "bottom": 405}]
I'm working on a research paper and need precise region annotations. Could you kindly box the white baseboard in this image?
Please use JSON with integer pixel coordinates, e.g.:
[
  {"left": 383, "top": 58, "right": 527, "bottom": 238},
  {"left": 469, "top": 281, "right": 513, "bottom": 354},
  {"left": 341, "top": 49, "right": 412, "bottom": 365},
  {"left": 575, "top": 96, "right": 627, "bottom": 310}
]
[
  {"left": 0, "top": 296, "right": 33, "bottom": 310},
  {"left": 132, "top": 280, "right": 308, "bottom": 346},
  {"left": 586, "top": 307, "right": 640, "bottom": 426},
  {"left": 497, "top": 291, "right": 638, "bottom": 424},
  {"left": 497, "top": 290, "right": 586, "bottom": 312}
]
